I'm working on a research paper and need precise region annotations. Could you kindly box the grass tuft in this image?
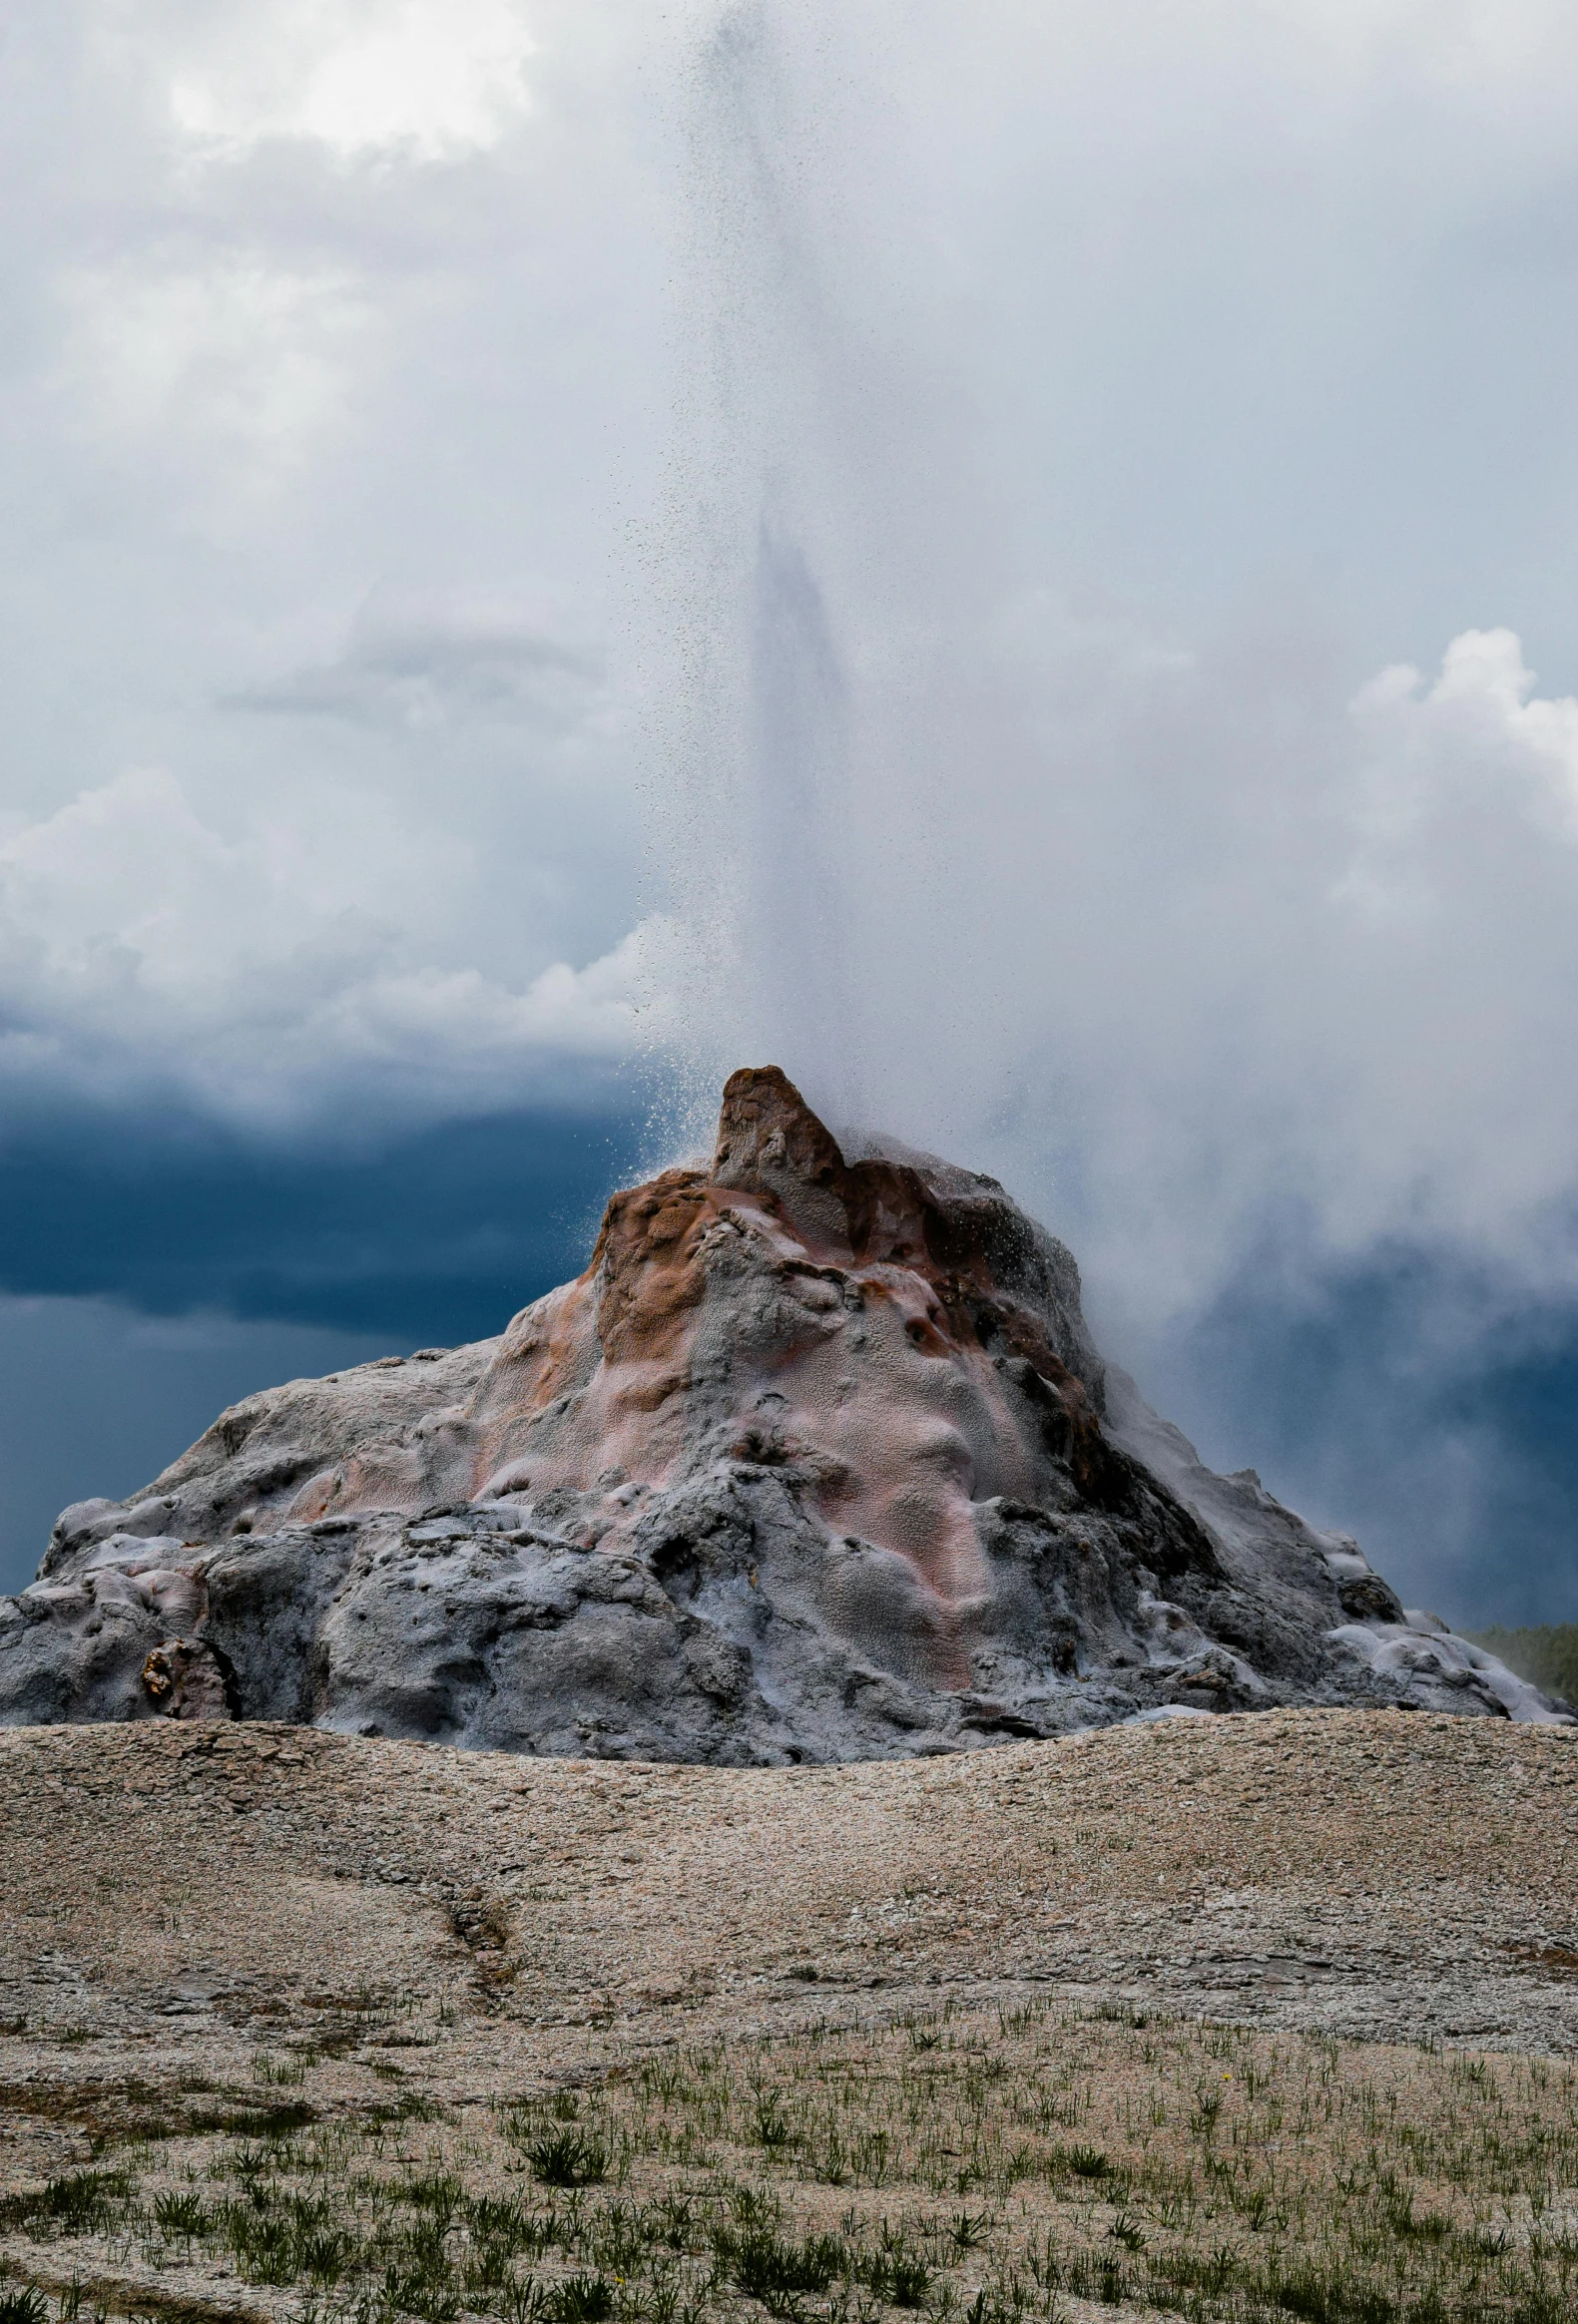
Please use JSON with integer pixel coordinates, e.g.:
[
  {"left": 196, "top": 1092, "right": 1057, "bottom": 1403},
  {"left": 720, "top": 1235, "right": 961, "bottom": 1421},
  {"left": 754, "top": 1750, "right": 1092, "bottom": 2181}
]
[
  {"left": 714, "top": 2226, "right": 845, "bottom": 2310},
  {"left": 522, "top": 2132, "right": 607, "bottom": 2189}
]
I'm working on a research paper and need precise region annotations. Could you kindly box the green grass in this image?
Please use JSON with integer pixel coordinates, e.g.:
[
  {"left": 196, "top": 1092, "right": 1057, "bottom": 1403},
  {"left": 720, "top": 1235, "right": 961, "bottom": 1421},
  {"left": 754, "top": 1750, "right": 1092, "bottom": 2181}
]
[{"left": 1469, "top": 1624, "right": 1578, "bottom": 1706}]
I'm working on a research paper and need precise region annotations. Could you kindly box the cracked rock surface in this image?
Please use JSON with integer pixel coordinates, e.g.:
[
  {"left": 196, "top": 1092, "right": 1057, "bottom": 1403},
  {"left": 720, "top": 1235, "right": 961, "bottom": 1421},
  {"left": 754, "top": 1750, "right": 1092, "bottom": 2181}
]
[{"left": 0, "top": 1067, "right": 1561, "bottom": 1754}]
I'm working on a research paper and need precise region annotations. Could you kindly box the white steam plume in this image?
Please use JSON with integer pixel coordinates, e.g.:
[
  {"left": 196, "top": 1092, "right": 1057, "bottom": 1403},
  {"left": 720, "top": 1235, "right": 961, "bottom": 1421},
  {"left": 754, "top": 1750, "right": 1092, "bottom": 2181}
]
[{"left": 650, "top": 0, "right": 1578, "bottom": 1360}]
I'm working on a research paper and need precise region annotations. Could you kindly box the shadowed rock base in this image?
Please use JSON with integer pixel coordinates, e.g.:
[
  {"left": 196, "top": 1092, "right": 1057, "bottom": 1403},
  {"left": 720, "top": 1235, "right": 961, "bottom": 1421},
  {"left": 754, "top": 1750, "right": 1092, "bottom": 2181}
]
[{"left": 0, "top": 1069, "right": 1563, "bottom": 1752}]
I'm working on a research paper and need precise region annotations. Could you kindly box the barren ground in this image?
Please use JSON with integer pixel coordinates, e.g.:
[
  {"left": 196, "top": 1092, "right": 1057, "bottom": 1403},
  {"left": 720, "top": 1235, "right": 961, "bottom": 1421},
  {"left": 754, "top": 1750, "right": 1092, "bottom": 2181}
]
[{"left": 3, "top": 1708, "right": 1578, "bottom": 2324}]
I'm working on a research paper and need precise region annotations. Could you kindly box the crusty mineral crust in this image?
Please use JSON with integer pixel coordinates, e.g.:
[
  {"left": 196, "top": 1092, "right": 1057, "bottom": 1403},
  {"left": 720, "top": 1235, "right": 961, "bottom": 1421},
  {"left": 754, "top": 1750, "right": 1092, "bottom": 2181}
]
[{"left": 0, "top": 1069, "right": 1561, "bottom": 1750}]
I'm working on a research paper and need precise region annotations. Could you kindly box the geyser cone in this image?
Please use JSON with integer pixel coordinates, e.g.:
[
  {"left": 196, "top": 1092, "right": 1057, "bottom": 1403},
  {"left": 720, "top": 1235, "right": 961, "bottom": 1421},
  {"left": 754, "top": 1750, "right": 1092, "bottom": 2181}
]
[{"left": 0, "top": 1072, "right": 1565, "bottom": 1750}]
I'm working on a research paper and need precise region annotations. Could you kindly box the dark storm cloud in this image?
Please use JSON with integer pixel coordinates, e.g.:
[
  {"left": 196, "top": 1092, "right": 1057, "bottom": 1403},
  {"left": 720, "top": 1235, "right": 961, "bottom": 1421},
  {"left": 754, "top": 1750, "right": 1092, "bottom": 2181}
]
[
  {"left": 0, "top": 1097, "right": 648, "bottom": 1341},
  {"left": 1124, "top": 1247, "right": 1578, "bottom": 1632},
  {"left": 0, "top": 1300, "right": 388, "bottom": 1597}
]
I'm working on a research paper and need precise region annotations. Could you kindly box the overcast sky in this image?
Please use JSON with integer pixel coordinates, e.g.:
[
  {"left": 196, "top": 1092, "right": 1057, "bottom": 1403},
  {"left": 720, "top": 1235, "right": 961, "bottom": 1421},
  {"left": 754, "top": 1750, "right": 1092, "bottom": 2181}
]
[{"left": 5, "top": 0, "right": 1578, "bottom": 1624}]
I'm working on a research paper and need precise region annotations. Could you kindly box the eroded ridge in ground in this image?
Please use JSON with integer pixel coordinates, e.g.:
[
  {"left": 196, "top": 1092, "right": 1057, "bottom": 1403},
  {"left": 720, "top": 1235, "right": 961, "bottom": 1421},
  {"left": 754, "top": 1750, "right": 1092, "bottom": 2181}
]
[{"left": 3, "top": 1710, "right": 1578, "bottom": 2321}]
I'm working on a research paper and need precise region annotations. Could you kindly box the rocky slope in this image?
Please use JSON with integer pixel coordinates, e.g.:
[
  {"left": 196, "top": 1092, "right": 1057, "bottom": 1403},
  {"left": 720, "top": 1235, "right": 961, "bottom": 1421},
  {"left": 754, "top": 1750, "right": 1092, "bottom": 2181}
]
[{"left": 0, "top": 1067, "right": 1559, "bottom": 1753}]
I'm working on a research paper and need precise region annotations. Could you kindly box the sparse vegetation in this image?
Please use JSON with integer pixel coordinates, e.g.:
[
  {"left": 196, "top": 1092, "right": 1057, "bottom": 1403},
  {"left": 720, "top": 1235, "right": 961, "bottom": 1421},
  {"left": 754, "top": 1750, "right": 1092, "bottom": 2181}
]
[{"left": 5, "top": 2001, "right": 1578, "bottom": 2323}]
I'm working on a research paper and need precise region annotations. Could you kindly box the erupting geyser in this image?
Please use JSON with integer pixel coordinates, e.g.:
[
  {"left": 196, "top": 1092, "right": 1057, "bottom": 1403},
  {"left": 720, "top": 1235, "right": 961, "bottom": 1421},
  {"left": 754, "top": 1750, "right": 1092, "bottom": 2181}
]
[{"left": 0, "top": 1070, "right": 1562, "bottom": 1750}]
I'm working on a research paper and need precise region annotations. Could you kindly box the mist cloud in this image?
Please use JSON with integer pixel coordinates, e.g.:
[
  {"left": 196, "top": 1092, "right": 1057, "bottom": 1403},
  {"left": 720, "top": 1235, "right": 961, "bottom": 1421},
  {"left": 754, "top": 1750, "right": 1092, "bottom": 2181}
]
[{"left": 661, "top": 589, "right": 1578, "bottom": 1323}]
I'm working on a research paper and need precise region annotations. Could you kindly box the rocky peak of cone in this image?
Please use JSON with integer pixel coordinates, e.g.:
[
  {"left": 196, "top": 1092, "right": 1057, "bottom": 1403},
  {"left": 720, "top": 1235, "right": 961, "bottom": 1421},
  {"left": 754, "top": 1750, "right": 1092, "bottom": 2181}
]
[{"left": 1, "top": 1068, "right": 1565, "bottom": 1749}]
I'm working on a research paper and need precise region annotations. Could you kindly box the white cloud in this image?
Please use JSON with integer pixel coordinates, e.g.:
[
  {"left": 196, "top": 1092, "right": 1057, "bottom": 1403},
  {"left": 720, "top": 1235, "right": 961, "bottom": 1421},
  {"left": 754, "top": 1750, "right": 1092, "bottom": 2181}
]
[
  {"left": 55, "top": 254, "right": 378, "bottom": 490},
  {"left": 0, "top": 766, "right": 673, "bottom": 1131},
  {"left": 166, "top": 0, "right": 537, "bottom": 164},
  {"left": 1349, "top": 630, "right": 1578, "bottom": 851}
]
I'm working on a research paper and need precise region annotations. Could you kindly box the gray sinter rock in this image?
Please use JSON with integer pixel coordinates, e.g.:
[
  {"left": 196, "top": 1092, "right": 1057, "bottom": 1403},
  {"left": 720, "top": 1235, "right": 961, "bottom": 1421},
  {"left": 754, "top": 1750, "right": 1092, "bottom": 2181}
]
[{"left": 0, "top": 1067, "right": 1564, "bottom": 1755}]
